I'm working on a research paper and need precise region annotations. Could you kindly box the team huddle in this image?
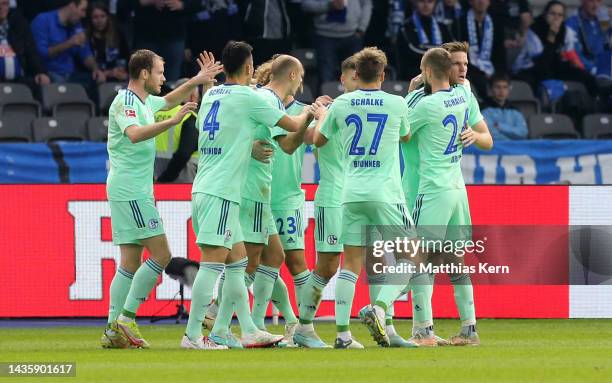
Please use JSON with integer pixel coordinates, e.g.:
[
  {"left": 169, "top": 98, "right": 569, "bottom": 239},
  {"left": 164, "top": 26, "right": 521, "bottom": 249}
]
[{"left": 101, "top": 39, "right": 493, "bottom": 350}]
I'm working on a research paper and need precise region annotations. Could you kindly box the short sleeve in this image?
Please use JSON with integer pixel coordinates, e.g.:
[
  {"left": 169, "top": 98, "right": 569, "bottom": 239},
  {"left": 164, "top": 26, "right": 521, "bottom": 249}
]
[
  {"left": 399, "top": 101, "right": 410, "bottom": 137},
  {"left": 408, "top": 101, "right": 427, "bottom": 136},
  {"left": 115, "top": 101, "right": 139, "bottom": 133},
  {"left": 318, "top": 102, "right": 339, "bottom": 140},
  {"left": 467, "top": 91, "right": 484, "bottom": 127},
  {"left": 272, "top": 126, "right": 288, "bottom": 139},
  {"left": 148, "top": 95, "right": 167, "bottom": 114},
  {"left": 249, "top": 92, "right": 286, "bottom": 127}
]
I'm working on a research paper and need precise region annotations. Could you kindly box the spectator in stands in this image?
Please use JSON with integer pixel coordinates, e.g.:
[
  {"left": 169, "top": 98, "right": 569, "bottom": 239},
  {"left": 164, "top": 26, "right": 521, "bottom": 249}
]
[
  {"left": 86, "top": 2, "right": 129, "bottom": 82},
  {"left": 243, "top": 0, "right": 292, "bottom": 66},
  {"left": 434, "top": 0, "right": 463, "bottom": 41},
  {"left": 460, "top": 0, "right": 505, "bottom": 98},
  {"left": 397, "top": 0, "right": 452, "bottom": 81},
  {"left": 31, "top": 0, "right": 106, "bottom": 86},
  {"left": 512, "top": 1, "right": 598, "bottom": 95},
  {"left": 482, "top": 73, "right": 528, "bottom": 140},
  {"left": 565, "top": 0, "right": 611, "bottom": 81},
  {"left": 185, "top": 0, "right": 241, "bottom": 76},
  {"left": 302, "top": 0, "right": 372, "bottom": 84},
  {"left": 0, "top": 0, "right": 50, "bottom": 86},
  {"left": 489, "top": 0, "right": 532, "bottom": 49},
  {"left": 16, "top": 0, "right": 65, "bottom": 21},
  {"left": 117, "top": 0, "right": 201, "bottom": 82}
]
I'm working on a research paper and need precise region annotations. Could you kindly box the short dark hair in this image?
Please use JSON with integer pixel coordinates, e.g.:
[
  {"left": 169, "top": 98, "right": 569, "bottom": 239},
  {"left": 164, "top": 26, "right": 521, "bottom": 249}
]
[
  {"left": 353, "top": 47, "right": 387, "bottom": 83},
  {"left": 62, "top": 0, "right": 85, "bottom": 6},
  {"left": 341, "top": 56, "right": 357, "bottom": 73},
  {"left": 222, "top": 41, "right": 253, "bottom": 76},
  {"left": 128, "top": 49, "right": 162, "bottom": 80},
  {"left": 490, "top": 72, "right": 511, "bottom": 86}
]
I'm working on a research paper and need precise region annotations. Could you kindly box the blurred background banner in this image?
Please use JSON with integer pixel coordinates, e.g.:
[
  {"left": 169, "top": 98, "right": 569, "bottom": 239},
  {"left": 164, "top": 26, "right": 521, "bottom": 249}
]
[
  {"left": 462, "top": 140, "right": 612, "bottom": 184},
  {"left": 2, "top": 141, "right": 612, "bottom": 184},
  {"left": 1, "top": 184, "right": 610, "bottom": 319}
]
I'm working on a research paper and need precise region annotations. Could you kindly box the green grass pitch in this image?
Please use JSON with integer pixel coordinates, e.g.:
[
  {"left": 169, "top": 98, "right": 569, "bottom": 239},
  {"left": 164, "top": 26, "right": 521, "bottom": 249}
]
[{"left": 2, "top": 319, "right": 611, "bottom": 383}]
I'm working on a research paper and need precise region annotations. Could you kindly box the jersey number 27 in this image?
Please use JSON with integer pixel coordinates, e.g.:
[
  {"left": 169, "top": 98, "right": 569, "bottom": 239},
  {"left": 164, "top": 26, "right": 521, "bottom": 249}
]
[{"left": 345, "top": 113, "right": 388, "bottom": 155}]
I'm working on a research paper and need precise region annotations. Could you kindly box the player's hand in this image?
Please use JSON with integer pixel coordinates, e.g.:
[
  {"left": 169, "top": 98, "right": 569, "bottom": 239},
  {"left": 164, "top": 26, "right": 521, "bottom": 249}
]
[
  {"left": 408, "top": 74, "right": 423, "bottom": 93},
  {"left": 461, "top": 126, "right": 476, "bottom": 147},
  {"left": 192, "top": 51, "right": 223, "bottom": 86},
  {"left": 311, "top": 101, "right": 327, "bottom": 120},
  {"left": 170, "top": 102, "right": 197, "bottom": 125},
  {"left": 315, "top": 95, "right": 333, "bottom": 107},
  {"left": 165, "top": 0, "right": 184, "bottom": 11},
  {"left": 252, "top": 140, "right": 274, "bottom": 163}
]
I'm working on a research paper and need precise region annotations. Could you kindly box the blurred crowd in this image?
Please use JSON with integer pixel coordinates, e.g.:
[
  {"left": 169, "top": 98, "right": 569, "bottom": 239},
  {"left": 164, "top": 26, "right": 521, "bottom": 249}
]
[{"left": 0, "top": 0, "right": 610, "bottom": 139}]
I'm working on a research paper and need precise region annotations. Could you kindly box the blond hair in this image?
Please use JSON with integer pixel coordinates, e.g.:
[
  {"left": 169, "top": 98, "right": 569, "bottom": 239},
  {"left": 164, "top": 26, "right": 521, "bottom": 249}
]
[
  {"left": 441, "top": 41, "right": 469, "bottom": 54},
  {"left": 254, "top": 58, "right": 274, "bottom": 86}
]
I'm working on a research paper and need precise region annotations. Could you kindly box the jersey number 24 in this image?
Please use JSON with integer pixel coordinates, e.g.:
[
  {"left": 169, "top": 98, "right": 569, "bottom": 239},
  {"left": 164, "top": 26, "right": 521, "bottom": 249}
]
[{"left": 442, "top": 109, "right": 468, "bottom": 155}]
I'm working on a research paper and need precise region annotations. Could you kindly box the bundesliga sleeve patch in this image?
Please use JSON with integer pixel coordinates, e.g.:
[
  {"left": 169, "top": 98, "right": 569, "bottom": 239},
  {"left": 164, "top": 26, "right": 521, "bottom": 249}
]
[{"left": 125, "top": 109, "right": 137, "bottom": 118}]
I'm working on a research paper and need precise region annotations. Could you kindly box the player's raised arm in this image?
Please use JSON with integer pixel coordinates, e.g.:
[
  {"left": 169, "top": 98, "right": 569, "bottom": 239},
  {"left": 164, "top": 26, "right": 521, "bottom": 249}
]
[
  {"left": 163, "top": 51, "right": 223, "bottom": 109},
  {"left": 275, "top": 108, "right": 315, "bottom": 133},
  {"left": 124, "top": 102, "right": 198, "bottom": 143},
  {"left": 312, "top": 101, "right": 334, "bottom": 147}
]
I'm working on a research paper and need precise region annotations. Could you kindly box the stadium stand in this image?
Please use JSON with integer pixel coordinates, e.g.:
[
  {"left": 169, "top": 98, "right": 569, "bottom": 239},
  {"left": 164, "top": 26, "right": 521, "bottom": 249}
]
[
  {"left": 382, "top": 81, "right": 410, "bottom": 97},
  {"left": 296, "top": 84, "right": 314, "bottom": 103},
  {"left": 86, "top": 117, "right": 109, "bottom": 142},
  {"left": 320, "top": 81, "right": 344, "bottom": 99},
  {"left": 0, "top": 83, "right": 42, "bottom": 125},
  {"left": 0, "top": 117, "right": 32, "bottom": 142},
  {"left": 583, "top": 114, "right": 612, "bottom": 139},
  {"left": 97, "top": 83, "right": 125, "bottom": 116},
  {"left": 529, "top": 113, "right": 580, "bottom": 139},
  {"left": 508, "top": 80, "right": 541, "bottom": 121},
  {"left": 41, "top": 84, "right": 95, "bottom": 123},
  {"left": 32, "top": 117, "right": 88, "bottom": 142}
]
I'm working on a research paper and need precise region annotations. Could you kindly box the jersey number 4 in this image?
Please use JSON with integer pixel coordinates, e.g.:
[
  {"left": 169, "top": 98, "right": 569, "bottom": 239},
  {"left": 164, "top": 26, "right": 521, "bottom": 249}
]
[
  {"left": 202, "top": 100, "right": 220, "bottom": 139},
  {"left": 442, "top": 109, "right": 468, "bottom": 155},
  {"left": 346, "top": 113, "right": 388, "bottom": 155}
]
